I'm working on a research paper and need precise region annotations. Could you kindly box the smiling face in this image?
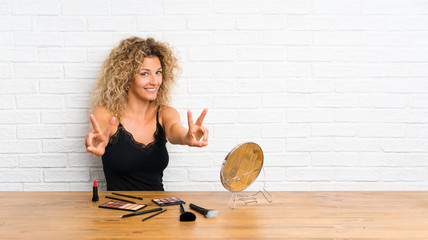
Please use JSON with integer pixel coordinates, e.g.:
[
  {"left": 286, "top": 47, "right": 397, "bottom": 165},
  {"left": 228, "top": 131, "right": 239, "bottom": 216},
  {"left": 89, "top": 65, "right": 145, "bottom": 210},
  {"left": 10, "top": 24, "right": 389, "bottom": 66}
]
[{"left": 128, "top": 56, "right": 163, "bottom": 102}]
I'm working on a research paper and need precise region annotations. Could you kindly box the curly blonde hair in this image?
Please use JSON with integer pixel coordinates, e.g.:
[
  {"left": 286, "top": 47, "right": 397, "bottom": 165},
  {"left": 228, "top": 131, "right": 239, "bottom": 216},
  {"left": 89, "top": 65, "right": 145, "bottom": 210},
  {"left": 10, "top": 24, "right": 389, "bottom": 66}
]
[{"left": 91, "top": 37, "right": 180, "bottom": 118}]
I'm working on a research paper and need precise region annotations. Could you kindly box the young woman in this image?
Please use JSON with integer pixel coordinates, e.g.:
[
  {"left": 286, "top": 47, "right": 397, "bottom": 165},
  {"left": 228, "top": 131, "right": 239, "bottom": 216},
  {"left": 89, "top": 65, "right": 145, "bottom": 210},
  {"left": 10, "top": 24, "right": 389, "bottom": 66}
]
[{"left": 85, "top": 37, "right": 208, "bottom": 191}]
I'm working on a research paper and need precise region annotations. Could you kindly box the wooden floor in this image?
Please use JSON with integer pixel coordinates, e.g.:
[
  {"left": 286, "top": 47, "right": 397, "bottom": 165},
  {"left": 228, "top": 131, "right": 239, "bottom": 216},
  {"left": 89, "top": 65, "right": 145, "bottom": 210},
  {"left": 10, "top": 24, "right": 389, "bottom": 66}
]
[{"left": 1, "top": 191, "right": 428, "bottom": 239}]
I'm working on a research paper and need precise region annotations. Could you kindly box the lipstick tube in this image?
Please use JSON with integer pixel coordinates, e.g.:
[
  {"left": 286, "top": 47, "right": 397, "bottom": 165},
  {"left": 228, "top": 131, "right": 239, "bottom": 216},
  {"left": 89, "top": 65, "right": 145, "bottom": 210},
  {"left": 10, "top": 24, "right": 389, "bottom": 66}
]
[{"left": 92, "top": 180, "right": 99, "bottom": 202}]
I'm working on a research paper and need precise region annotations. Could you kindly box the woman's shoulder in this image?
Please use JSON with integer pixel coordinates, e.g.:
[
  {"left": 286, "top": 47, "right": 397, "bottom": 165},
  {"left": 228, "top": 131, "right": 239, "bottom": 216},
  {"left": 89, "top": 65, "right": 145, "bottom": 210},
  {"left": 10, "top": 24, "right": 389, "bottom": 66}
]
[
  {"left": 92, "top": 106, "right": 115, "bottom": 118},
  {"left": 158, "top": 105, "right": 180, "bottom": 125},
  {"left": 92, "top": 106, "right": 118, "bottom": 131},
  {"left": 159, "top": 105, "right": 179, "bottom": 116}
]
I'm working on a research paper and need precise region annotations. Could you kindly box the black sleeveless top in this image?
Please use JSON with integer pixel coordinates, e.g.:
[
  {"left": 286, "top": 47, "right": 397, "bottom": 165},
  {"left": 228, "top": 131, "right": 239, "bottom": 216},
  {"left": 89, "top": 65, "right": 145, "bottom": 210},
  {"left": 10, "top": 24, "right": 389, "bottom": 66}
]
[{"left": 102, "top": 109, "right": 169, "bottom": 191}]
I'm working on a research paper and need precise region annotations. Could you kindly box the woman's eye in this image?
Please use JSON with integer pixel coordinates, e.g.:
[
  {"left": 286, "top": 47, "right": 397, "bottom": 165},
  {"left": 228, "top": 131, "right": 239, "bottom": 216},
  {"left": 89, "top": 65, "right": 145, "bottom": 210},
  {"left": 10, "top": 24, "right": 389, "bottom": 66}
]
[
  {"left": 140, "top": 72, "right": 148, "bottom": 76},
  {"left": 156, "top": 70, "right": 162, "bottom": 75}
]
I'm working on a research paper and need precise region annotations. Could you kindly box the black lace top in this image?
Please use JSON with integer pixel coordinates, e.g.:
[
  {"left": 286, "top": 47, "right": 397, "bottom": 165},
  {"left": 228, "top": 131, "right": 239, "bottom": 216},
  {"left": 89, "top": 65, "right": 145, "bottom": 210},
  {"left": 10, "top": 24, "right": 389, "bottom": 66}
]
[{"left": 101, "top": 109, "right": 169, "bottom": 191}]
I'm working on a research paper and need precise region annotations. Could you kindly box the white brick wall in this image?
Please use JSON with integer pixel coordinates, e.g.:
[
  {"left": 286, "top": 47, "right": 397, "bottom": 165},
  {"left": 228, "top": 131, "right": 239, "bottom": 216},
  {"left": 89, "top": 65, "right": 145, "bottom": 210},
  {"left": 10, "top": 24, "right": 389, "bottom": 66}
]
[{"left": 1, "top": 0, "right": 428, "bottom": 191}]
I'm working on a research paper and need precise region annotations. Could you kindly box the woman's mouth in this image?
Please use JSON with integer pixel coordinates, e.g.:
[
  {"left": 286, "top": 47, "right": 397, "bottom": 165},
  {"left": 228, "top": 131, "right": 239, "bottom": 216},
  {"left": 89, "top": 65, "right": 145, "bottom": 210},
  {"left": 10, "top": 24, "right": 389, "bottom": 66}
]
[{"left": 145, "top": 88, "right": 157, "bottom": 93}]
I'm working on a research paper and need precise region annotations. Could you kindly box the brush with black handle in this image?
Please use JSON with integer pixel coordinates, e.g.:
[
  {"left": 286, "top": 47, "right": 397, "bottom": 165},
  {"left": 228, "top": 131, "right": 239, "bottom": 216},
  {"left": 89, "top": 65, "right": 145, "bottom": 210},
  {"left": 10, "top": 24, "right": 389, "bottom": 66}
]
[
  {"left": 189, "top": 203, "right": 217, "bottom": 218},
  {"left": 179, "top": 203, "right": 196, "bottom": 222}
]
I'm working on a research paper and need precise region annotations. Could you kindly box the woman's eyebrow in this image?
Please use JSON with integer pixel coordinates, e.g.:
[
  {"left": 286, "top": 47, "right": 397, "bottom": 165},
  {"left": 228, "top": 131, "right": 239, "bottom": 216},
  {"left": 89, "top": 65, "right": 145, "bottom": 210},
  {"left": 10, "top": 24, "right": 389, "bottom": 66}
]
[{"left": 139, "top": 67, "right": 162, "bottom": 71}]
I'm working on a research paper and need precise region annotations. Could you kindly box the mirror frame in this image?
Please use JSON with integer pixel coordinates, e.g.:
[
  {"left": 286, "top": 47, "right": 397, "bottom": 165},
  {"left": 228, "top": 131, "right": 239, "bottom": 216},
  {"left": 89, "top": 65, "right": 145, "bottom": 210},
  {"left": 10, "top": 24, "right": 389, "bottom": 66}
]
[{"left": 220, "top": 142, "right": 264, "bottom": 192}]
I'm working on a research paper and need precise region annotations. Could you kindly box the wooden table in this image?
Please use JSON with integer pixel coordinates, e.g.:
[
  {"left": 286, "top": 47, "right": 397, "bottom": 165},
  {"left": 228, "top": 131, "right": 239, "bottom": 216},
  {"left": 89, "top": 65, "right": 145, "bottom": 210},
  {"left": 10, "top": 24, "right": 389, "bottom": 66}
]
[{"left": 1, "top": 191, "right": 428, "bottom": 239}]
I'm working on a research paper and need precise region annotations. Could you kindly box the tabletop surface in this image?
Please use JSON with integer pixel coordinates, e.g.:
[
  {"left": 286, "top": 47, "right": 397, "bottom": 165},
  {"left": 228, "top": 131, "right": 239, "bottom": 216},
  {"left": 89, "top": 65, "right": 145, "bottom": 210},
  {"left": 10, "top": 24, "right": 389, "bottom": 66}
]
[{"left": 1, "top": 191, "right": 428, "bottom": 239}]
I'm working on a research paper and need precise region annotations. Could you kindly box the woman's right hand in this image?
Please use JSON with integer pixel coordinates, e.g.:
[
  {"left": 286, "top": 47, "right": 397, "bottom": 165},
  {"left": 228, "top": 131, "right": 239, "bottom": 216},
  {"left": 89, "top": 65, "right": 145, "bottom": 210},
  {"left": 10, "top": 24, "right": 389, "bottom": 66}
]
[{"left": 85, "top": 114, "right": 116, "bottom": 157}]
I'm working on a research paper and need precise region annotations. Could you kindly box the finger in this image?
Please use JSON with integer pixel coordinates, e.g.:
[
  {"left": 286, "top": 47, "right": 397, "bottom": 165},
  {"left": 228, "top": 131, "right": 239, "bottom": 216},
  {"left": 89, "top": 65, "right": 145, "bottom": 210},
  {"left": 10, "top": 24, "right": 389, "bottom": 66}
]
[
  {"left": 190, "top": 130, "right": 208, "bottom": 147},
  {"left": 89, "top": 114, "right": 102, "bottom": 133},
  {"left": 103, "top": 116, "right": 116, "bottom": 137},
  {"left": 193, "top": 139, "right": 208, "bottom": 147},
  {"left": 86, "top": 146, "right": 94, "bottom": 153},
  {"left": 187, "top": 110, "right": 194, "bottom": 129},
  {"left": 202, "top": 126, "right": 209, "bottom": 142},
  {"left": 87, "top": 146, "right": 103, "bottom": 157},
  {"left": 85, "top": 132, "right": 93, "bottom": 148},
  {"left": 195, "top": 108, "right": 208, "bottom": 126}
]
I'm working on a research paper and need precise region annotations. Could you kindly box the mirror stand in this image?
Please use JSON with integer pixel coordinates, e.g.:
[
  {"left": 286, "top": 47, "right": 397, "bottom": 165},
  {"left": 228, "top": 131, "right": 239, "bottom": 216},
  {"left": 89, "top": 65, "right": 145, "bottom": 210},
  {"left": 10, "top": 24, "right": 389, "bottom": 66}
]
[
  {"left": 228, "top": 192, "right": 257, "bottom": 209},
  {"left": 252, "top": 167, "right": 274, "bottom": 202},
  {"left": 227, "top": 168, "right": 273, "bottom": 209},
  {"left": 252, "top": 188, "right": 273, "bottom": 202}
]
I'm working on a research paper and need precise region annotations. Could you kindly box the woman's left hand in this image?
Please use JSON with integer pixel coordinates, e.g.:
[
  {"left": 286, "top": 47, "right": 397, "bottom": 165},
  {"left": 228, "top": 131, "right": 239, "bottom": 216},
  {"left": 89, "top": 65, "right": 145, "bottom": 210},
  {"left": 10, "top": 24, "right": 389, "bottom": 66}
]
[{"left": 185, "top": 108, "right": 209, "bottom": 147}]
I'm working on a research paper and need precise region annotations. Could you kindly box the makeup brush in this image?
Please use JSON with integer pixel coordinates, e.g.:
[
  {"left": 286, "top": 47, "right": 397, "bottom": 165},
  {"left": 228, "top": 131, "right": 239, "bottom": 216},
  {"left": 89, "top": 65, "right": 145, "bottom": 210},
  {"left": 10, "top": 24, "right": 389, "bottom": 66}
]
[
  {"left": 189, "top": 203, "right": 217, "bottom": 218},
  {"left": 179, "top": 203, "right": 196, "bottom": 222}
]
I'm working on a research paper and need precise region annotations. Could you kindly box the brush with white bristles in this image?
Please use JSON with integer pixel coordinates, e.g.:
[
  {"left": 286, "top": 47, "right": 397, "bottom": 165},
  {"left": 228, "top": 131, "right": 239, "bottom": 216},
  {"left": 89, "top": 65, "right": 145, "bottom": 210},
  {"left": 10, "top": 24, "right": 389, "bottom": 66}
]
[{"left": 189, "top": 203, "right": 218, "bottom": 218}]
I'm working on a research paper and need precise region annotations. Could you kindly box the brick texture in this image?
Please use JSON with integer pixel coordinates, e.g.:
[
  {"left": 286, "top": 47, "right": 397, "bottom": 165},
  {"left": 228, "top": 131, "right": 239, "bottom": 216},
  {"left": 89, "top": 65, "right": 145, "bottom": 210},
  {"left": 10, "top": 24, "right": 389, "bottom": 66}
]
[{"left": 1, "top": 0, "right": 428, "bottom": 191}]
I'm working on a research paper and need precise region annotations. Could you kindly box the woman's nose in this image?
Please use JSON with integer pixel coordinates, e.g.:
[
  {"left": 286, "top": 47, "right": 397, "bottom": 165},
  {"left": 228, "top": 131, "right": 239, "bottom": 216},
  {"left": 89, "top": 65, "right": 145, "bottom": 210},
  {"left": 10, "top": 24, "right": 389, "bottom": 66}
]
[
  {"left": 148, "top": 74, "right": 156, "bottom": 84},
  {"left": 151, "top": 74, "right": 161, "bottom": 84}
]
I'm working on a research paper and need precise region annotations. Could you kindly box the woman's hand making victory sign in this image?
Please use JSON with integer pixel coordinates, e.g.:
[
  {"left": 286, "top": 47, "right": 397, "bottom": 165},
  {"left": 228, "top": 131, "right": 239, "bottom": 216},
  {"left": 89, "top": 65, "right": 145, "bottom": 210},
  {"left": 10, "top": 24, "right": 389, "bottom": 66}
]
[
  {"left": 85, "top": 114, "right": 116, "bottom": 157},
  {"left": 184, "top": 108, "right": 209, "bottom": 147}
]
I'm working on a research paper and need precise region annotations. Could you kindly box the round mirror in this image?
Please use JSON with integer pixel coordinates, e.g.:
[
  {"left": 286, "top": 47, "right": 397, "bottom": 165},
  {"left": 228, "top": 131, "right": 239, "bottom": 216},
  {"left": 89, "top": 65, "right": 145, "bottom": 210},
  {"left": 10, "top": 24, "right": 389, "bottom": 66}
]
[{"left": 220, "top": 142, "right": 264, "bottom": 192}]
